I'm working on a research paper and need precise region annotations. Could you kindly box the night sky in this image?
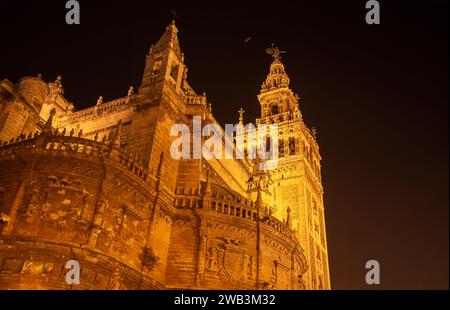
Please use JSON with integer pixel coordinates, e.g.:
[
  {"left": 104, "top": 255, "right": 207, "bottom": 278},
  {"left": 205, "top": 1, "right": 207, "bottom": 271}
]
[{"left": 0, "top": 0, "right": 448, "bottom": 289}]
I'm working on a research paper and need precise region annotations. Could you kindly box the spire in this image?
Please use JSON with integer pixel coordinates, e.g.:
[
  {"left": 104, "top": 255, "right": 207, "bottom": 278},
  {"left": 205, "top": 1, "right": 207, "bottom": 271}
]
[
  {"left": 140, "top": 20, "right": 185, "bottom": 90},
  {"left": 153, "top": 20, "right": 181, "bottom": 58}
]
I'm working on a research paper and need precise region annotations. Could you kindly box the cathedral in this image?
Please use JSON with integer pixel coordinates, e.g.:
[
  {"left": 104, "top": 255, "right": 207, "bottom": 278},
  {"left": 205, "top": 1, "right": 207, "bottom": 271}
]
[{"left": 0, "top": 21, "right": 330, "bottom": 290}]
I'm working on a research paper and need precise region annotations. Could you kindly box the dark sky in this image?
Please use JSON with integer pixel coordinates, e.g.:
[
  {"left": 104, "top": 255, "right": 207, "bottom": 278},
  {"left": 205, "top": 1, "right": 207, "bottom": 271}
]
[{"left": 0, "top": 0, "right": 448, "bottom": 289}]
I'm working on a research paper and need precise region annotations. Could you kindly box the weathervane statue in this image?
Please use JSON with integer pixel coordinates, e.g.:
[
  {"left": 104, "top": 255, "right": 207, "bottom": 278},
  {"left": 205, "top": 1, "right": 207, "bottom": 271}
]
[{"left": 265, "top": 43, "right": 287, "bottom": 61}]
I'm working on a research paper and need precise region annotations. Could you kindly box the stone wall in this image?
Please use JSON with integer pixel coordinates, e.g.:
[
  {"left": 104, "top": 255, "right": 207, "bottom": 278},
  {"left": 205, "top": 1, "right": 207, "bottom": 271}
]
[{"left": 0, "top": 132, "right": 307, "bottom": 290}]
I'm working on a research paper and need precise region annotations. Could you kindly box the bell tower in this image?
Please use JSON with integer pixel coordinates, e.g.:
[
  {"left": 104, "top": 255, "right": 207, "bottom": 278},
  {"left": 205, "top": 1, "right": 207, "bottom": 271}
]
[
  {"left": 256, "top": 46, "right": 331, "bottom": 289},
  {"left": 140, "top": 20, "right": 186, "bottom": 94}
]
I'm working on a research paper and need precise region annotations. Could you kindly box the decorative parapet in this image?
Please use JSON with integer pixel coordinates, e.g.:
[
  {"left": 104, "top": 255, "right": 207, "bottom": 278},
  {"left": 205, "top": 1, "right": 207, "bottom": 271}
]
[
  {"left": 181, "top": 93, "right": 207, "bottom": 105},
  {"left": 174, "top": 185, "right": 298, "bottom": 242},
  {"left": 0, "top": 131, "right": 151, "bottom": 186},
  {"left": 60, "top": 96, "right": 135, "bottom": 125},
  {"left": 256, "top": 111, "right": 302, "bottom": 126}
]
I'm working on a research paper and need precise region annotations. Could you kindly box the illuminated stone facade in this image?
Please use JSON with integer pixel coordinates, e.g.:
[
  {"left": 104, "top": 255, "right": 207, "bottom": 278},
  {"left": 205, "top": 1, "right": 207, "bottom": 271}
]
[{"left": 0, "top": 22, "right": 330, "bottom": 289}]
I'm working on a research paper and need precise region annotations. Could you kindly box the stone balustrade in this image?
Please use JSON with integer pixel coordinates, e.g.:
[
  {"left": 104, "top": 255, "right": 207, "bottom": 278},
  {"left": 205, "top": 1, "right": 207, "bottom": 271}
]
[
  {"left": 63, "top": 96, "right": 133, "bottom": 123},
  {"left": 174, "top": 185, "right": 297, "bottom": 242},
  {"left": 256, "top": 111, "right": 301, "bottom": 125},
  {"left": 181, "top": 93, "right": 207, "bottom": 105},
  {"left": 0, "top": 131, "right": 151, "bottom": 185}
]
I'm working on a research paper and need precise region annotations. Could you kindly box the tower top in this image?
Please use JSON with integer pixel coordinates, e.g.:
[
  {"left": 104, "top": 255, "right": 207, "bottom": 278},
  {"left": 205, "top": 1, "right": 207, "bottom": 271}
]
[
  {"left": 257, "top": 44, "right": 303, "bottom": 120},
  {"left": 260, "top": 47, "right": 290, "bottom": 93},
  {"left": 151, "top": 20, "right": 181, "bottom": 58},
  {"left": 265, "top": 44, "right": 286, "bottom": 62},
  {"left": 140, "top": 20, "right": 186, "bottom": 89}
]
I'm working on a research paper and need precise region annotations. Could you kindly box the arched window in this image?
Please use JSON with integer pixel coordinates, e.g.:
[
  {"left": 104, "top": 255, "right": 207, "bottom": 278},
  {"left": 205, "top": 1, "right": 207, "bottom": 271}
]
[
  {"left": 271, "top": 105, "right": 279, "bottom": 115},
  {"left": 266, "top": 135, "right": 271, "bottom": 152},
  {"left": 170, "top": 63, "right": 179, "bottom": 80},
  {"left": 289, "top": 137, "right": 296, "bottom": 155},
  {"left": 278, "top": 140, "right": 285, "bottom": 157}
]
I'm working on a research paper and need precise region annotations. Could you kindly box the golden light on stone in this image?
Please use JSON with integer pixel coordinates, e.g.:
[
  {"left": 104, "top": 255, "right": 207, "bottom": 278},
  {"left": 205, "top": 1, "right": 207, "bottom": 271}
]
[{"left": 0, "top": 22, "right": 329, "bottom": 290}]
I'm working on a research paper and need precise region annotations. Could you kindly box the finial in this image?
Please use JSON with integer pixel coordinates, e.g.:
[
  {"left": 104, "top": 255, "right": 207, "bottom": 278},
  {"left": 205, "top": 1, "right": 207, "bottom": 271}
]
[
  {"left": 166, "top": 17, "right": 178, "bottom": 33},
  {"left": 286, "top": 207, "right": 292, "bottom": 229},
  {"left": 96, "top": 96, "right": 103, "bottom": 106},
  {"left": 208, "top": 103, "right": 212, "bottom": 113},
  {"left": 311, "top": 127, "right": 317, "bottom": 139},
  {"left": 170, "top": 9, "right": 177, "bottom": 23},
  {"left": 51, "top": 75, "right": 64, "bottom": 95},
  {"left": 204, "top": 169, "right": 212, "bottom": 195},
  {"left": 238, "top": 108, "right": 245, "bottom": 124},
  {"left": 127, "top": 86, "right": 134, "bottom": 97},
  {"left": 112, "top": 120, "right": 123, "bottom": 147}
]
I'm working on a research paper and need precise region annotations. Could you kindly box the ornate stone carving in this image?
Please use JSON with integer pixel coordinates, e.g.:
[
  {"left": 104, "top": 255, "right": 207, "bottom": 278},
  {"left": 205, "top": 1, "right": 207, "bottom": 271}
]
[
  {"left": 108, "top": 269, "right": 122, "bottom": 290},
  {"left": 96, "top": 204, "right": 129, "bottom": 253},
  {"left": 34, "top": 161, "right": 100, "bottom": 179},
  {"left": 268, "top": 257, "right": 291, "bottom": 289},
  {"left": 207, "top": 222, "right": 256, "bottom": 239},
  {"left": 0, "top": 213, "right": 11, "bottom": 224},
  {"left": 296, "top": 274, "right": 306, "bottom": 290},
  {"left": 80, "top": 267, "right": 96, "bottom": 285},
  {"left": 206, "top": 238, "right": 254, "bottom": 285},
  {"left": 20, "top": 175, "right": 92, "bottom": 231},
  {"left": 205, "top": 246, "right": 223, "bottom": 271},
  {"left": 0, "top": 20, "right": 330, "bottom": 290},
  {"left": 158, "top": 210, "right": 174, "bottom": 226},
  {"left": 1, "top": 258, "right": 22, "bottom": 274},
  {"left": 242, "top": 252, "right": 255, "bottom": 281},
  {"left": 142, "top": 247, "right": 159, "bottom": 269}
]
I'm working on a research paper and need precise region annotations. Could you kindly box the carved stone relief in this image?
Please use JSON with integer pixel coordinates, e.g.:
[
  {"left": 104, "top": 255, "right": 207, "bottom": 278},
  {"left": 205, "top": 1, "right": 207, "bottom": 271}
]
[
  {"left": 268, "top": 256, "right": 290, "bottom": 289},
  {"left": 18, "top": 176, "right": 93, "bottom": 240},
  {"left": 205, "top": 238, "right": 255, "bottom": 286}
]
